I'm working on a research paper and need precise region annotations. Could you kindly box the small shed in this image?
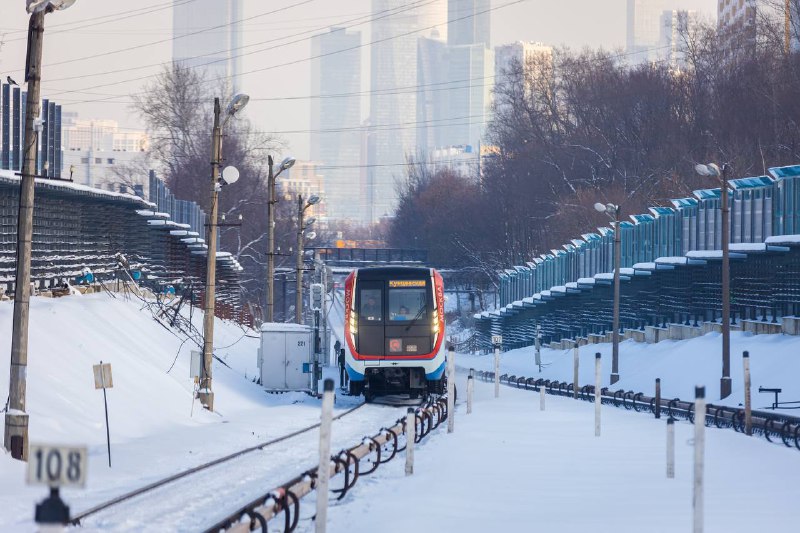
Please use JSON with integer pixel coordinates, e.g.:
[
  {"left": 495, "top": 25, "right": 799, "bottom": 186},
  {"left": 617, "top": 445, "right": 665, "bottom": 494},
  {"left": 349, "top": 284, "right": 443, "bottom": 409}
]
[{"left": 258, "top": 323, "right": 313, "bottom": 391}]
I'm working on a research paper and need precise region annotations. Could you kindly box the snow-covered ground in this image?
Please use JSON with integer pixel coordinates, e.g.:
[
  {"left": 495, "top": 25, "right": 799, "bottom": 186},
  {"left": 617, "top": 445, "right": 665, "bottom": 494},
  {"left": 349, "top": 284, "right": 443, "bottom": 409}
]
[{"left": 1, "top": 292, "right": 798, "bottom": 531}]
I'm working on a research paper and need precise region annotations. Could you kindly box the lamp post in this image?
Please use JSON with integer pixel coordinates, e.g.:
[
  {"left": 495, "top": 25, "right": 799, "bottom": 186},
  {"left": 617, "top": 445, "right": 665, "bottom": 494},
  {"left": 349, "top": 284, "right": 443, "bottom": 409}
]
[
  {"left": 295, "top": 194, "right": 320, "bottom": 324},
  {"left": 266, "top": 155, "right": 295, "bottom": 323},
  {"left": 199, "top": 93, "right": 249, "bottom": 412},
  {"left": 595, "top": 201, "right": 622, "bottom": 385},
  {"left": 5, "top": 0, "right": 77, "bottom": 462},
  {"left": 695, "top": 162, "right": 732, "bottom": 399}
]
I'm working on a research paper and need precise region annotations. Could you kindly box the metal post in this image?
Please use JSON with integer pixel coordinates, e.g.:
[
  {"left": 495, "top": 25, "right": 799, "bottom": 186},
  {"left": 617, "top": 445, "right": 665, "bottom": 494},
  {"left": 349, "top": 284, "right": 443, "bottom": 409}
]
[
  {"left": 315, "top": 379, "right": 334, "bottom": 533},
  {"left": 313, "top": 310, "right": 321, "bottom": 396},
  {"left": 296, "top": 194, "right": 304, "bottom": 324},
  {"left": 573, "top": 345, "right": 579, "bottom": 399},
  {"left": 539, "top": 383, "right": 545, "bottom": 411},
  {"left": 655, "top": 378, "right": 661, "bottom": 419},
  {"left": 535, "top": 324, "right": 542, "bottom": 372},
  {"left": 595, "top": 353, "right": 601, "bottom": 437},
  {"left": 5, "top": 9, "right": 46, "bottom": 462},
  {"left": 693, "top": 386, "right": 706, "bottom": 533},
  {"left": 720, "top": 167, "right": 731, "bottom": 399},
  {"left": 199, "top": 98, "right": 222, "bottom": 412},
  {"left": 467, "top": 369, "right": 474, "bottom": 415},
  {"left": 493, "top": 346, "right": 500, "bottom": 398},
  {"left": 611, "top": 215, "right": 621, "bottom": 385},
  {"left": 101, "top": 360, "right": 111, "bottom": 468},
  {"left": 447, "top": 346, "right": 455, "bottom": 433},
  {"left": 405, "top": 407, "right": 415, "bottom": 476},
  {"left": 667, "top": 417, "right": 675, "bottom": 479},
  {"left": 321, "top": 263, "right": 329, "bottom": 365},
  {"left": 266, "top": 155, "right": 276, "bottom": 323},
  {"left": 743, "top": 351, "right": 752, "bottom": 436}
]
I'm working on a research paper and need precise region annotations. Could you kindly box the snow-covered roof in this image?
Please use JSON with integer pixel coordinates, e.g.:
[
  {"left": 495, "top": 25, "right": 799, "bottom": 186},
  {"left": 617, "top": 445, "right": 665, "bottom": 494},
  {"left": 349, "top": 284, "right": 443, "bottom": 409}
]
[
  {"left": 632, "top": 262, "right": 656, "bottom": 270},
  {"left": 765, "top": 234, "right": 800, "bottom": 245},
  {"left": 655, "top": 256, "right": 687, "bottom": 265},
  {"left": 260, "top": 322, "right": 311, "bottom": 333}
]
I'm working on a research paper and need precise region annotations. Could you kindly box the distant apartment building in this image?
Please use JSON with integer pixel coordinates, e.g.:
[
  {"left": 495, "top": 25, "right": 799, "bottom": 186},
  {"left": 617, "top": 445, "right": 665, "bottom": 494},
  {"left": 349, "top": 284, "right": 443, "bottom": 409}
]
[
  {"left": 368, "top": 0, "right": 447, "bottom": 222},
  {"left": 279, "top": 160, "right": 327, "bottom": 222},
  {"left": 310, "top": 27, "right": 363, "bottom": 223},
  {"left": 173, "top": 0, "right": 243, "bottom": 93},
  {"left": 62, "top": 113, "right": 148, "bottom": 193},
  {"left": 660, "top": 10, "right": 699, "bottom": 70},
  {"left": 718, "top": 0, "right": 799, "bottom": 53},
  {"left": 1, "top": 82, "right": 63, "bottom": 179}
]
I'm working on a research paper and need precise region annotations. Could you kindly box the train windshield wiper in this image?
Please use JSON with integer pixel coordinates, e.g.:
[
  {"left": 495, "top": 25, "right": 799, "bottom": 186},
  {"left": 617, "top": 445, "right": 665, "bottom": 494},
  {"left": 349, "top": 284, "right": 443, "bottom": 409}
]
[{"left": 404, "top": 303, "right": 427, "bottom": 332}]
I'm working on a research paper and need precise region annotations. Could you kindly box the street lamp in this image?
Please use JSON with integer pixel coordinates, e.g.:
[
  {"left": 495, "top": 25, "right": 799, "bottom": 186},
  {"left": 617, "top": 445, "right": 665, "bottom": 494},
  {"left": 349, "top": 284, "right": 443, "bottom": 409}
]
[
  {"left": 6, "top": 0, "right": 76, "bottom": 462},
  {"left": 199, "top": 93, "right": 249, "bottom": 412},
  {"left": 296, "top": 193, "right": 320, "bottom": 324},
  {"left": 695, "top": 162, "right": 732, "bottom": 399},
  {"left": 266, "top": 155, "right": 296, "bottom": 323},
  {"left": 595, "top": 201, "right": 622, "bottom": 385}
]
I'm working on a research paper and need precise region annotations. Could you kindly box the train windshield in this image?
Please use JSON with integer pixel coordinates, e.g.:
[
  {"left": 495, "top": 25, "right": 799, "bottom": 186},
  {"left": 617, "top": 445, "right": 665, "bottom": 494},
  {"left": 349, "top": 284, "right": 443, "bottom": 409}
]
[
  {"left": 388, "top": 288, "right": 427, "bottom": 321},
  {"left": 359, "top": 288, "right": 383, "bottom": 321}
]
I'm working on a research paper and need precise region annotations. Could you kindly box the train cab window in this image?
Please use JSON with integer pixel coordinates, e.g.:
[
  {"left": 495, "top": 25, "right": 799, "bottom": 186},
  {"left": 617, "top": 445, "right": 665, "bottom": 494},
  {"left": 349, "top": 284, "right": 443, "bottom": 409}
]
[
  {"left": 389, "top": 288, "right": 427, "bottom": 321},
  {"left": 359, "top": 289, "right": 383, "bottom": 321}
]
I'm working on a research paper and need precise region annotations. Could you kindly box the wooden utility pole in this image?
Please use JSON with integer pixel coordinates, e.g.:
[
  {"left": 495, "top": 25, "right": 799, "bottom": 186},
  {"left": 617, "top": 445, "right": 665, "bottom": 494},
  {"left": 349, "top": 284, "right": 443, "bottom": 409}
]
[
  {"left": 199, "top": 98, "right": 222, "bottom": 412},
  {"left": 5, "top": 9, "right": 46, "bottom": 462}
]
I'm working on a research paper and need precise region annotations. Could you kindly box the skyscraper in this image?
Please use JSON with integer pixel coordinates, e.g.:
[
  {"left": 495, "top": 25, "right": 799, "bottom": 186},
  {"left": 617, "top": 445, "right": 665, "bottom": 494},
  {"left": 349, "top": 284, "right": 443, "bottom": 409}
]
[
  {"left": 310, "top": 28, "right": 363, "bottom": 222},
  {"left": 368, "top": 0, "right": 447, "bottom": 222},
  {"left": 660, "top": 10, "right": 699, "bottom": 70},
  {"left": 627, "top": 0, "right": 667, "bottom": 64},
  {"left": 173, "top": 0, "right": 243, "bottom": 93},
  {"left": 448, "top": 0, "right": 491, "bottom": 49}
]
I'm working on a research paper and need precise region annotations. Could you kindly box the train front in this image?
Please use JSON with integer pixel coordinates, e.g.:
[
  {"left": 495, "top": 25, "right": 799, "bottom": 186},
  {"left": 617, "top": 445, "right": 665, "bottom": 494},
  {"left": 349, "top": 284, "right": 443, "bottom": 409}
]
[{"left": 343, "top": 267, "right": 446, "bottom": 401}]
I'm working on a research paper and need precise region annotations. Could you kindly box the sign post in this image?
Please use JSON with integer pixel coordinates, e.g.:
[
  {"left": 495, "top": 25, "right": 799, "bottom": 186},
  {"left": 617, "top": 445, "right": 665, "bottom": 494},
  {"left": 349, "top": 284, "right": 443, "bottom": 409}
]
[
  {"left": 27, "top": 443, "right": 87, "bottom": 526},
  {"left": 93, "top": 361, "right": 113, "bottom": 467},
  {"left": 491, "top": 335, "right": 502, "bottom": 398}
]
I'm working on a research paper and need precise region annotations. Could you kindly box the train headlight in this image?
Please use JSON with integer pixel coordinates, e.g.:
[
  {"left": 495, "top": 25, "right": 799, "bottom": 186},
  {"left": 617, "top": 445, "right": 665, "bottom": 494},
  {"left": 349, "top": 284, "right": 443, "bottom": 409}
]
[{"left": 432, "top": 309, "right": 439, "bottom": 334}]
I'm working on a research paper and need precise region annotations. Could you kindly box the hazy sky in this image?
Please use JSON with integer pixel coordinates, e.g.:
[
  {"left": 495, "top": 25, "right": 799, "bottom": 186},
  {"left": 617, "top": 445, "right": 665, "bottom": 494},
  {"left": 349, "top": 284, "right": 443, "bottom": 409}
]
[{"left": 0, "top": 0, "right": 716, "bottom": 161}]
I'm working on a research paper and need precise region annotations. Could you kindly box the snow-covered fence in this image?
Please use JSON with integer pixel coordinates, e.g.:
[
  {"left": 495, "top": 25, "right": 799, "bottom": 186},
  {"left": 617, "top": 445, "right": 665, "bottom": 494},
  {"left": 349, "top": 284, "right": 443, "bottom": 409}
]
[
  {"left": 473, "top": 371, "right": 800, "bottom": 451},
  {"left": 0, "top": 170, "right": 244, "bottom": 311}
]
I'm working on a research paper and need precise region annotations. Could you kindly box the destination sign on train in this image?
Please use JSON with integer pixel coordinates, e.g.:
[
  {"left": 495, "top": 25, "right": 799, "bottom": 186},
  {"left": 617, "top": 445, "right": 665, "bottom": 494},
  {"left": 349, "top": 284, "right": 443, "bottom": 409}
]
[{"left": 389, "top": 280, "right": 426, "bottom": 288}]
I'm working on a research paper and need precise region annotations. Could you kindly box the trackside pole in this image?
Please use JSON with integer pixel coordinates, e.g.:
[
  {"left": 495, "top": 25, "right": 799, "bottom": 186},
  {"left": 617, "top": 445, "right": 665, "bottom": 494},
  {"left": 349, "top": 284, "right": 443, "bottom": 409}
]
[
  {"left": 595, "top": 353, "right": 601, "bottom": 437},
  {"left": 573, "top": 345, "right": 579, "bottom": 399},
  {"left": 405, "top": 408, "right": 415, "bottom": 476},
  {"left": 494, "top": 345, "right": 500, "bottom": 398},
  {"left": 693, "top": 386, "right": 706, "bottom": 533},
  {"left": 447, "top": 347, "right": 455, "bottom": 434},
  {"left": 539, "top": 383, "right": 545, "bottom": 411},
  {"left": 743, "top": 351, "right": 752, "bottom": 436},
  {"left": 315, "top": 379, "right": 334, "bottom": 533},
  {"left": 666, "top": 417, "right": 675, "bottom": 479},
  {"left": 467, "top": 369, "right": 474, "bottom": 415}
]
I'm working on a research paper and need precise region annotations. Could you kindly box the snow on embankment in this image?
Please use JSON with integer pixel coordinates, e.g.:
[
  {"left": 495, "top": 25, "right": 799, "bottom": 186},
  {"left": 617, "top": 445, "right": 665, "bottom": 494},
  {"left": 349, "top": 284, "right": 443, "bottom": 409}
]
[{"left": 459, "top": 332, "right": 800, "bottom": 405}]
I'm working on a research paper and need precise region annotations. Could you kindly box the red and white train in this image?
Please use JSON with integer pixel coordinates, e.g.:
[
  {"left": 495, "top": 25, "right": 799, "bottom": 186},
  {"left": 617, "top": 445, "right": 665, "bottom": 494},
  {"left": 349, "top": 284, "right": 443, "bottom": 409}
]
[{"left": 343, "top": 266, "right": 446, "bottom": 401}]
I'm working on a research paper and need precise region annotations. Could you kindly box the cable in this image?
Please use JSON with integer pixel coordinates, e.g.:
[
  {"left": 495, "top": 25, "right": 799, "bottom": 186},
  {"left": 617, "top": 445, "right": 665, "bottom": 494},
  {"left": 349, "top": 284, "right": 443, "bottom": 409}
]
[
  {"left": 44, "top": 0, "right": 526, "bottom": 105},
  {"left": 39, "top": 0, "right": 436, "bottom": 85}
]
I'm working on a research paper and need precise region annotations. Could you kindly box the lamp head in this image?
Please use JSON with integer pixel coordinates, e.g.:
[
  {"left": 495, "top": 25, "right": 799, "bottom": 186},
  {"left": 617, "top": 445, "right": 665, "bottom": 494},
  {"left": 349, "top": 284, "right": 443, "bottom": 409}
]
[
  {"left": 307, "top": 194, "right": 320, "bottom": 206},
  {"left": 594, "top": 202, "right": 606, "bottom": 213},
  {"left": 225, "top": 93, "right": 250, "bottom": 117},
  {"left": 306, "top": 231, "right": 317, "bottom": 240},
  {"left": 279, "top": 156, "right": 296, "bottom": 171},
  {"left": 27, "top": 0, "right": 75, "bottom": 13},
  {"left": 706, "top": 163, "right": 722, "bottom": 176},
  {"left": 305, "top": 217, "right": 317, "bottom": 227},
  {"left": 221, "top": 165, "right": 240, "bottom": 185}
]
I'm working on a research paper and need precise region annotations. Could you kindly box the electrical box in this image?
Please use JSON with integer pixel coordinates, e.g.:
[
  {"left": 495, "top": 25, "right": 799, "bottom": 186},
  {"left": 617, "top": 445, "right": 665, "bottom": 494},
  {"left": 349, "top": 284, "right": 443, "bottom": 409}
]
[{"left": 259, "top": 323, "right": 313, "bottom": 391}]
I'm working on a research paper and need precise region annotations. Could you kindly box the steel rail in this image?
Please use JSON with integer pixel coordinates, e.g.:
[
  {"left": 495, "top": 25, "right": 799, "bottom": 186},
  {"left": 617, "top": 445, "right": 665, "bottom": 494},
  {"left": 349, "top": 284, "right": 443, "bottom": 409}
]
[
  {"left": 69, "top": 401, "right": 367, "bottom": 526},
  {"left": 474, "top": 370, "right": 800, "bottom": 450},
  {"left": 206, "top": 396, "right": 449, "bottom": 533}
]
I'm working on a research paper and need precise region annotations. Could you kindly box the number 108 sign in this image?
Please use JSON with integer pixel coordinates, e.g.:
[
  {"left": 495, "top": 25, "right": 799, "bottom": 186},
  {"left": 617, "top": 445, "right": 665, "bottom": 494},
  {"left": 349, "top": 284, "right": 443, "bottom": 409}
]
[{"left": 26, "top": 444, "right": 87, "bottom": 488}]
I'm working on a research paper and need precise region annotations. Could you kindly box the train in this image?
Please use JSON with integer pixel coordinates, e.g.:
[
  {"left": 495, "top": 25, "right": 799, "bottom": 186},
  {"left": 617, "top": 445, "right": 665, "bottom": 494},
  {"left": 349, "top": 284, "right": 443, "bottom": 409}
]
[{"left": 343, "top": 266, "right": 447, "bottom": 401}]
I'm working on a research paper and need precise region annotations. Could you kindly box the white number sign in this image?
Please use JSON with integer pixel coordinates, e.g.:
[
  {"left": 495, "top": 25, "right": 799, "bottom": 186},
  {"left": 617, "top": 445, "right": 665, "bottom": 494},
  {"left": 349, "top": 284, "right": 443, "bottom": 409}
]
[
  {"left": 26, "top": 444, "right": 87, "bottom": 488},
  {"left": 491, "top": 335, "right": 503, "bottom": 345}
]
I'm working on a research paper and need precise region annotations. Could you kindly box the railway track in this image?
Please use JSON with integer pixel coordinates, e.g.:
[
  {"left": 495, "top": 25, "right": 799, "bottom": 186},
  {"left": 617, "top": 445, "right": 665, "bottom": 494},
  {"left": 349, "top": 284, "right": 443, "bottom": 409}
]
[{"left": 70, "top": 401, "right": 409, "bottom": 531}]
